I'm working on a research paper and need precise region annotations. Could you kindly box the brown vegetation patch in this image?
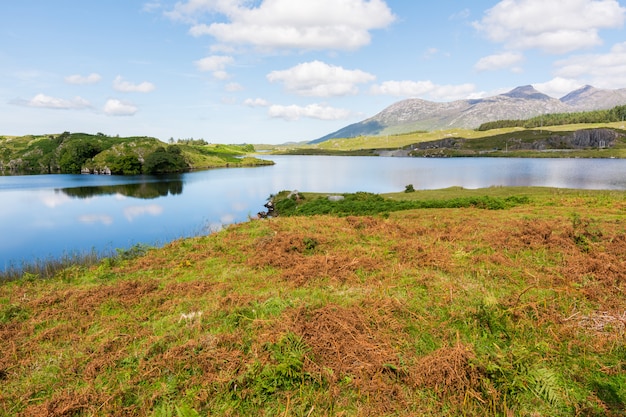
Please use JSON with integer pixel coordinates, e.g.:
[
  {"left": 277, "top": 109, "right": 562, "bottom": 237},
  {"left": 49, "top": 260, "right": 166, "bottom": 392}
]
[
  {"left": 264, "top": 303, "right": 414, "bottom": 412},
  {"left": 31, "top": 279, "right": 159, "bottom": 320},
  {"left": 392, "top": 239, "right": 453, "bottom": 271},
  {"left": 560, "top": 247, "right": 626, "bottom": 310},
  {"left": 247, "top": 230, "right": 378, "bottom": 284},
  {"left": 410, "top": 343, "right": 483, "bottom": 400},
  {"left": 25, "top": 390, "right": 96, "bottom": 417},
  {"left": 287, "top": 304, "right": 404, "bottom": 384},
  {"left": 489, "top": 218, "right": 571, "bottom": 250},
  {"left": 162, "top": 280, "right": 219, "bottom": 298}
]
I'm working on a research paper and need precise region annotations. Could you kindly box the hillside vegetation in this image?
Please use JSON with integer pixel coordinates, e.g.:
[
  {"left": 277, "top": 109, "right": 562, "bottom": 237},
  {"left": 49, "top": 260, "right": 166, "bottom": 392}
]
[
  {"left": 477, "top": 105, "right": 626, "bottom": 131},
  {"left": 273, "top": 124, "right": 626, "bottom": 158},
  {"left": 0, "top": 132, "right": 272, "bottom": 175},
  {"left": 1, "top": 186, "right": 625, "bottom": 416}
]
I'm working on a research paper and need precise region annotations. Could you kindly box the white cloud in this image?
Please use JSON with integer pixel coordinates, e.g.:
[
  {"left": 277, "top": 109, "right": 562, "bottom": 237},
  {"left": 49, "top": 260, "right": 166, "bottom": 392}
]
[
  {"left": 554, "top": 42, "right": 626, "bottom": 89},
  {"left": 169, "top": 0, "right": 395, "bottom": 51},
  {"left": 533, "top": 77, "right": 585, "bottom": 98},
  {"left": 244, "top": 98, "right": 270, "bottom": 107},
  {"left": 267, "top": 61, "right": 375, "bottom": 97},
  {"left": 113, "top": 76, "right": 156, "bottom": 93},
  {"left": 474, "top": 52, "right": 524, "bottom": 72},
  {"left": 474, "top": 0, "right": 626, "bottom": 54},
  {"left": 268, "top": 103, "right": 351, "bottom": 121},
  {"left": 422, "top": 47, "right": 439, "bottom": 60},
  {"left": 22, "top": 93, "right": 91, "bottom": 110},
  {"left": 124, "top": 204, "right": 163, "bottom": 221},
  {"left": 41, "top": 193, "right": 71, "bottom": 208},
  {"left": 450, "top": 8, "right": 470, "bottom": 20},
  {"left": 370, "top": 80, "right": 476, "bottom": 101},
  {"left": 142, "top": 1, "right": 162, "bottom": 13},
  {"left": 78, "top": 214, "right": 114, "bottom": 225},
  {"left": 194, "top": 55, "right": 234, "bottom": 79},
  {"left": 65, "top": 73, "right": 102, "bottom": 85},
  {"left": 225, "top": 82, "right": 243, "bottom": 91},
  {"left": 104, "top": 99, "right": 138, "bottom": 116}
]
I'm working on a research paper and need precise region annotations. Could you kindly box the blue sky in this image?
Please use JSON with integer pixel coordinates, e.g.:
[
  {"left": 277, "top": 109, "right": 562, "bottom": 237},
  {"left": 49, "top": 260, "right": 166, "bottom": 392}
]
[{"left": 2, "top": 0, "right": 626, "bottom": 144}]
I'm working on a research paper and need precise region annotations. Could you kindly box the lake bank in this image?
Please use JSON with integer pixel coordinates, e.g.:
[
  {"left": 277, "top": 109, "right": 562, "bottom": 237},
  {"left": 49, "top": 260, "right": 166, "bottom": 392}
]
[
  {"left": 3, "top": 155, "right": 626, "bottom": 270},
  {"left": 1, "top": 186, "right": 625, "bottom": 415}
]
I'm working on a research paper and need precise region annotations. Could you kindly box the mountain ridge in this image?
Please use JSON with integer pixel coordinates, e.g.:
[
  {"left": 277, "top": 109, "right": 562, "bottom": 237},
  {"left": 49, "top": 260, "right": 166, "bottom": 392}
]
[{"left": 311, "top": 85, "right": 626, "bottom": 144}]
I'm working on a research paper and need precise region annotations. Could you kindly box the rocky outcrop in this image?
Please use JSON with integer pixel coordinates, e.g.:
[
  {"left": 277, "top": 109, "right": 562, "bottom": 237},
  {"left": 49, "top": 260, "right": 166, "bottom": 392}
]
[
  {"left": 81, "top": 166, "right": 112, "bottom": 175},
  {"left": 512, "top": 129, "right": 619, "bottom": 151}
]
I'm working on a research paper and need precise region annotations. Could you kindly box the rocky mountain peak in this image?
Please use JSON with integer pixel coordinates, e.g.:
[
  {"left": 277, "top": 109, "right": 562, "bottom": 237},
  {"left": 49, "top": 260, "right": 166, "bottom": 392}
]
[
  {"left": 560, "top": 85, "right": 626, "bottom": 109},
  {"left": 501, "top": 85, "right": 551, "bottom": 100},
  {"left": 311, "top": 84, "right": 626, "bottom": 144},
  {"left": 560, "top": 85, "right": 599, "bottom": 104}
]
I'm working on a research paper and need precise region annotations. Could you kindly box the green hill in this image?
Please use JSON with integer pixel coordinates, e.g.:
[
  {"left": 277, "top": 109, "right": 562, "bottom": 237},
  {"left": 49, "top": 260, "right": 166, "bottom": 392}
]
[{"left": 0, "top": 132, "right": 272, "bottom": 175}]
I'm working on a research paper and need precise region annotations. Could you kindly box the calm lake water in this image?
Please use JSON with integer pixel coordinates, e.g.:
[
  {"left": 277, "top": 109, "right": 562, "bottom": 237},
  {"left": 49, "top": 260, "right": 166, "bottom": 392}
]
[{"left": 2, "top": 155, "right": 626, "bottom": 269}]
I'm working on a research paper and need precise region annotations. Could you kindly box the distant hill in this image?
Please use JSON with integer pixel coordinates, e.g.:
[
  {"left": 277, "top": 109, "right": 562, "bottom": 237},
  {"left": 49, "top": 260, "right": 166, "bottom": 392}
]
[
  {"left": 311, "top": 85, "right": 626, "bottom": 144},
  {"left": 0, "top": 132, "right": 272, "bottom": 175}
]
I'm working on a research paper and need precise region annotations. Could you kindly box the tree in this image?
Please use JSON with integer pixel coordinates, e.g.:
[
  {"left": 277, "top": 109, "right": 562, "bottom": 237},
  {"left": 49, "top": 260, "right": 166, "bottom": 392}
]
[
  {"left": 110, "top": 155, "right": 142, "bottom": 175},
  {"left": 143, "top": 146, "right": 188, "bottom": 174},
  {"left": 58, "top": 141, "right": 100, "bottom": 173}
]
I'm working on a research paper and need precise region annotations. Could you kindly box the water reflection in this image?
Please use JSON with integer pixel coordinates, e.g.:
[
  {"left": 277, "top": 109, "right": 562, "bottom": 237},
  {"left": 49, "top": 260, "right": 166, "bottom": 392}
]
[
  {"left": 3, "top": 156, "right": 626, "bottom": 270},
  {"left": 58, "top": 177, "right": 183, "bottom": 200}
]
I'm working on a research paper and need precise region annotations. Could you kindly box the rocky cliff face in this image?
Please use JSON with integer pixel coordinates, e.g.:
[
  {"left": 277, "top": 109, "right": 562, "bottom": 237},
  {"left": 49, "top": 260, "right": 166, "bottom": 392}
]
[{"left": 312, "top": 85, "right": 626, "bottom": 144}]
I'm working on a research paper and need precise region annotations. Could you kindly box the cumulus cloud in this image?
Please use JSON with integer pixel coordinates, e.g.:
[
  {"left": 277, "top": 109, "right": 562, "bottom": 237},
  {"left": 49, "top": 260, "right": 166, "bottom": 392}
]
[
  {"left": 124, "top": 205, "right": 163, "bottom": 221},
  {"left": 65, "top": 73, "right": 102, "bottom": 84},
  {"left": 194, "top": 55, "right": 234, "bottom": 79},
  {"left": 104, "top": 99, "right": 138, "bottom": 116},
  {"left": 533, "top": 77, "right": 586, "bottom": 98},
  {"left": 267, "top": 61, "right": 375, "bottom": 97},
  {"left": 553, "top": 42, "right": 626, "bottom": 89},
  {"left": 168, "top": 0, "right": 395, "bottom": 51},
  {"left": 370, "top": 80, "right": 476, "bottom": 101},
  {"left": 18, "top": 94, "right": 91, "bottom": 110},
  {"left": 474, "top": 52, "right": 524, "bottom": 72},
  {"left": 113, "top": 76, "right": 156, "bottom": 93},
  {"left": 268, "top": 103, "right": 351, "bottom": 121},
  {"left": 41, "top": 193, "right": 71, "bottom": 208},
  {"left": 244, "top": 98, "right": 270, "bottom": 107},
  {"left": 474, "top": 0, "right": 626, "bottom": 54}
]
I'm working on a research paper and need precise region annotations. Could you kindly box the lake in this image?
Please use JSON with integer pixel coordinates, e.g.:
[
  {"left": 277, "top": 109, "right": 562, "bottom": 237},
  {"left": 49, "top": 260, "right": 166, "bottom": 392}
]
[{"left": 2, "top": 155, "right": 626, "bottom": 269}]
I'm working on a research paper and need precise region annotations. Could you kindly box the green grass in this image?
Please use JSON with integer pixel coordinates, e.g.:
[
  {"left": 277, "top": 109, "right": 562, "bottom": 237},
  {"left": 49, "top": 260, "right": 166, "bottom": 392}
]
[
  {"left": 266, "top": 122, "right": 626, "bottom": 158},
  {"left": 271, "top": 190, "right": 531, "bottom": 216},
  {"left": 1, "top": 186, "right": 625, "bottom": 416}
]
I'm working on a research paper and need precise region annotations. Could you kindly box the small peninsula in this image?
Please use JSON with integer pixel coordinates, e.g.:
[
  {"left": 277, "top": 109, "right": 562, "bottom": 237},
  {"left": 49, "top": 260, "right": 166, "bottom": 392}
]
[{"left": 0, "top": 132, "right": 273, "bottom": 175}]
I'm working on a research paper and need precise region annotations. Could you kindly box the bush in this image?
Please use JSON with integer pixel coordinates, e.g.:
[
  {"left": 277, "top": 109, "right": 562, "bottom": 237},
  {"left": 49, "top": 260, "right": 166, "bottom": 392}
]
[
  {"left": 272, "top": 192, "right": 530, "bottom": 216},
  {"left": 143, "top": 146, "right": 188, "bottom": 174}
]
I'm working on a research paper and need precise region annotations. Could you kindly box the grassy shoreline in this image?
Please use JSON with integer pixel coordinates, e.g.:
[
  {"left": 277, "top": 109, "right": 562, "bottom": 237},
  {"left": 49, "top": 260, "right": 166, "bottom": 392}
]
[
  {"left": 263, "top": 123, "right": 626, "bottom": 159},
  {"left": 1, "top": 186, "right": 625, "bottom": 416}
]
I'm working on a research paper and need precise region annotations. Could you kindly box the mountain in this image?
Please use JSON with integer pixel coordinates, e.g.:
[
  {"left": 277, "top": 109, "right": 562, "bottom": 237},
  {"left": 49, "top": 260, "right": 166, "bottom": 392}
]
[
  {"left": 311, "top": 85, "right": 626, "bottom": 144},
  {"left": 560, "top": 85, "right": 626, "bottom": 110}
]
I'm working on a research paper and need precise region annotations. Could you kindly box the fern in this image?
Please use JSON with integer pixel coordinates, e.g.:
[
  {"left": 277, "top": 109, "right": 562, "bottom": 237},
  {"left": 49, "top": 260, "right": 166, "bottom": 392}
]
[{"left": 530, "top": 367, "right": 563, "bottom": 407}]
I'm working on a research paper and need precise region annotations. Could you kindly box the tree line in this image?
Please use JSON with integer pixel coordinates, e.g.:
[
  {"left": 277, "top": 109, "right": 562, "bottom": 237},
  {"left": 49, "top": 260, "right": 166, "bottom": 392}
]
[
  {"left": 1, "top": 132, "right": 188, "bottom": 175},
  {"left": 477, "top": 105, "right": 626, "bottom": 131}
]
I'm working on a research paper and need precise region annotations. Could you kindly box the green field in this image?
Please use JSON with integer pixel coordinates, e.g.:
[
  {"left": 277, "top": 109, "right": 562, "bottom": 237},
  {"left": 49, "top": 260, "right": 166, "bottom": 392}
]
[
  {"left": 1, "top": 186, "right": 625, "bottom": 416},
  {"left": 265, "top": 122, "right": 626, "bottom": 158}
]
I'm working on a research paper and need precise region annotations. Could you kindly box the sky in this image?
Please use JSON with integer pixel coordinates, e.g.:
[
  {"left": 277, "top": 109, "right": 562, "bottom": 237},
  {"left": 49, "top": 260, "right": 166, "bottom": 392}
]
[{"left": 1, "top": 0, "right": 626, "bottom": 144}]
